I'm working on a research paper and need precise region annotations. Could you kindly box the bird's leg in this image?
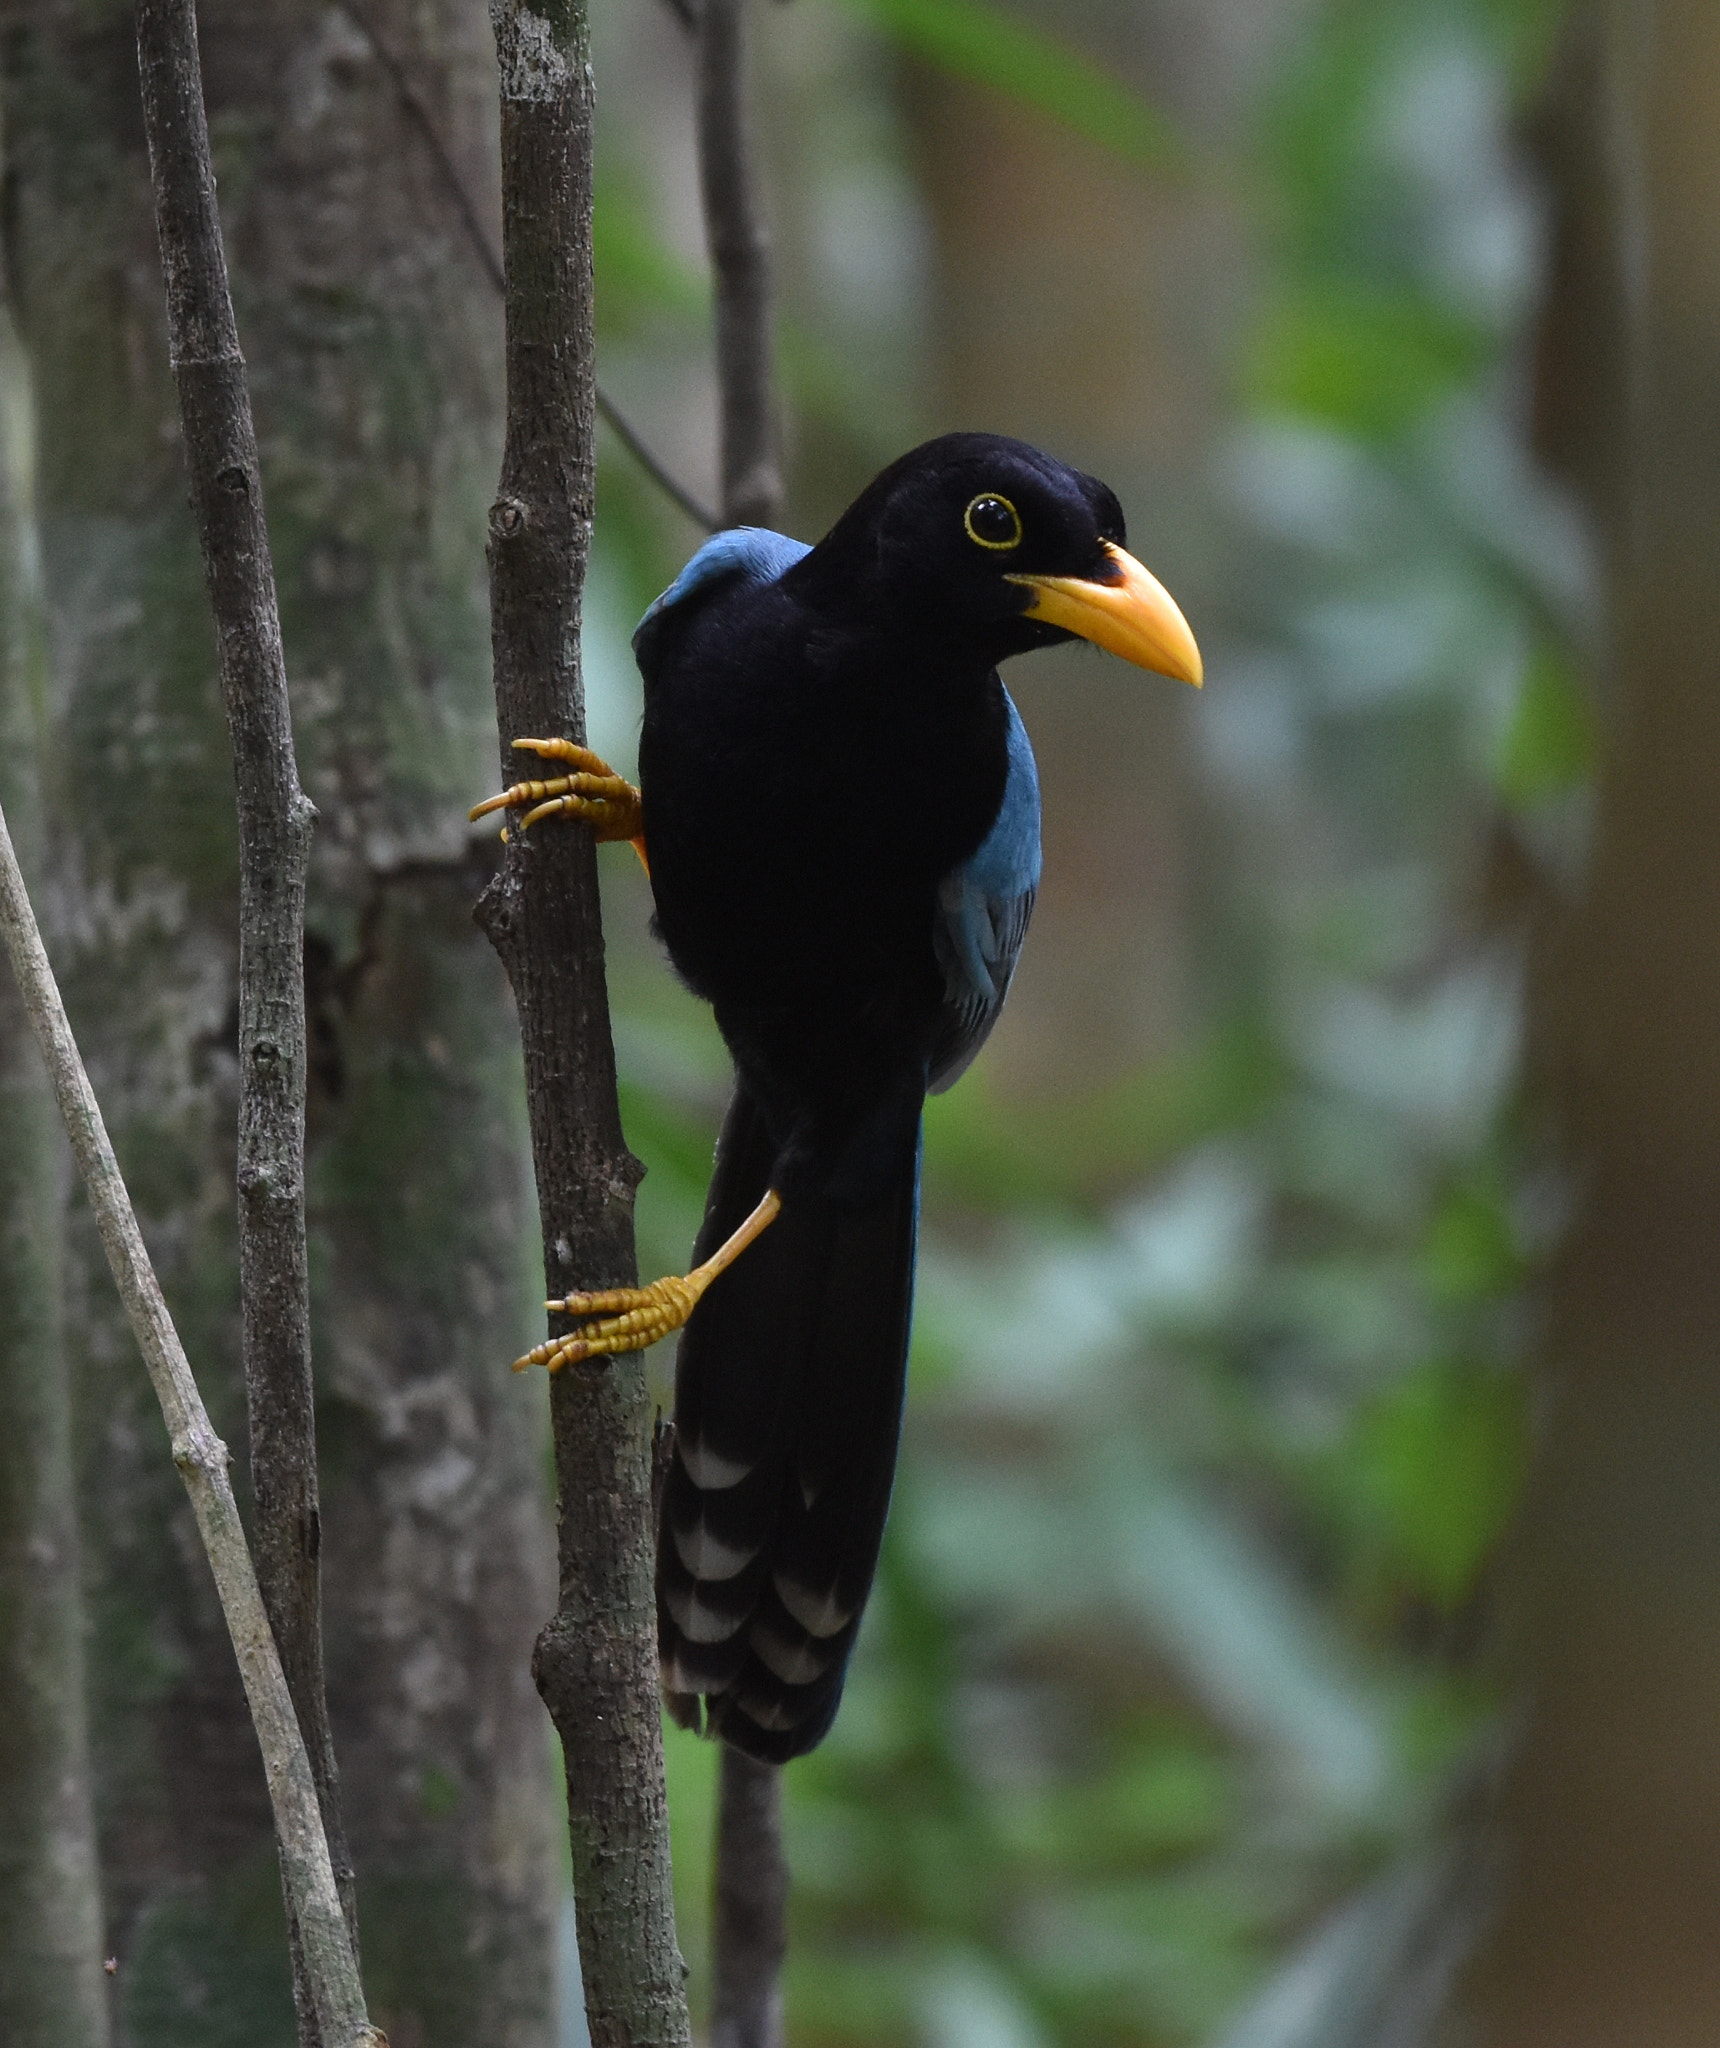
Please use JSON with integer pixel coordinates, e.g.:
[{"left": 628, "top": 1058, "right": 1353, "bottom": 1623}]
[
  {"left": 514, "top": 1189, "right": 783, "bottom": 1373},
  {"left": 469, "top": 737, "right": 646, "bottom": 863}
]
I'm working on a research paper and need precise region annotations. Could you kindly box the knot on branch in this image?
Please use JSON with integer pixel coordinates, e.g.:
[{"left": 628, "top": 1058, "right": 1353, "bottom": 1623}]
[
  {"left": 171, "top": 1428, "right": 229, "bottom": 1476},
  {"left": 471, "top": 860, "right": 522, "bottom": 960},
  {"left": 238, "top": 1157, "right": 302, "bottom": 1204},
  {"left": 490, "top": 495, "right": 529, "bottom": 542}
]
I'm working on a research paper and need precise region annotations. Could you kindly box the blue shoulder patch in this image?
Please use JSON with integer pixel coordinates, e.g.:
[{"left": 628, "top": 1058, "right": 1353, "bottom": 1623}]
[{"left": 634, "top": 528, "right": 811, "bottom": 650}]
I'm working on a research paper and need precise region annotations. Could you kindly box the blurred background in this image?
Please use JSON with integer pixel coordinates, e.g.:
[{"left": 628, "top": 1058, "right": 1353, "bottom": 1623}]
[{"left": 5, "top": 0, "right": 1720, "bottom": 2043}]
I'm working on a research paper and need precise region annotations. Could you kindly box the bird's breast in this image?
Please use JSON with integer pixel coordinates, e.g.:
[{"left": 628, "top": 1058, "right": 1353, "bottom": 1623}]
[{"left": 639, "top": 613, "right": 1010, "bottom": 1033}]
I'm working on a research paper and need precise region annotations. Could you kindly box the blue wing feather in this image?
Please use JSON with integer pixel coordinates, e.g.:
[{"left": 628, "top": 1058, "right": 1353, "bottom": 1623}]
[
  {"left": 634, "top": 527, "right": 811, "bottom": 658},
  {"left": 929, "top": 689, "right": 1041, "bottom": 1092}
]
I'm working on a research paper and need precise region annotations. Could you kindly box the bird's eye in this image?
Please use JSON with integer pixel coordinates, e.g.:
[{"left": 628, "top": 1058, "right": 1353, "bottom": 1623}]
[{"left": 963, "top": 493, "right": 1023, "bottom": 551}]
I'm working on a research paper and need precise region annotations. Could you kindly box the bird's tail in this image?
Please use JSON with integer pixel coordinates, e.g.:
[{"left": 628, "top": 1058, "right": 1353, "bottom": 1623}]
[{"left": 656, "top": 1083, "right": 919, "bottom": 1762}]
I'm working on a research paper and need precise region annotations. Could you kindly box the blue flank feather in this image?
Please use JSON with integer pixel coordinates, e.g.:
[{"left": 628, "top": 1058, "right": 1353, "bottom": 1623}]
[{"left": 930, "top": 690, "right": 1041, "bottom": 1091}]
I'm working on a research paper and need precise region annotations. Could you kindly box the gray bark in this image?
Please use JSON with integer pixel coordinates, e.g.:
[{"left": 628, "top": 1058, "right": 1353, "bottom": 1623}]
[
  {"left": 695, "top": 0, "right": 789, "bottom": 2033},
  {"left": 477, "top": 0, "right": 691, "bottom": 2034},
  {"left": 133, "top": 0, "right": 351, "bottom": 2030},
  {"left": 3, "top": 0, "right": 558, "bottom": 2038},
  {"left": 698, "top": 0, "right": 780, "bottom": 527},
  {"left": 710, "top": 1752, "right": 786, "bottom": 2048},
  {"left": 0, "top": 764, "right": 375, "bottom": 2048},
  {"left": 0, "top": 253, "right": 111, "bottom": 2048}
]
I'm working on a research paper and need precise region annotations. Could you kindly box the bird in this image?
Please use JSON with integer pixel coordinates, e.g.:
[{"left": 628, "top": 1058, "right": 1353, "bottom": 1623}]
[{"left": 472, "top": 432, "right": 1202, "bottom": 1762}]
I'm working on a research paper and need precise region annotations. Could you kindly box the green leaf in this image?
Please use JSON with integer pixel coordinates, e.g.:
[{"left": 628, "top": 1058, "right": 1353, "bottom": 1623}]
[
  {"left": 1472, "top": 0, "right": 1573, "bottom": 88},
  {"left": 1346, "top": 1360, "right": 1528, "bottom": 1608},
  {"left": 1494, "top": 643, "right": 1597, "bottom": 806},
  {"left": 1245, "top": 285, "right": 1492, "bottom": 440},
  {"left": 832, "top": 0, "right": 1183, "bottom": 169},
  {"left": 1422, "top": 1177, "right": 1520, "bottom": 1301},
  {"left": 999, "top": 1739, "right": 1235, "bottom": 1874}
]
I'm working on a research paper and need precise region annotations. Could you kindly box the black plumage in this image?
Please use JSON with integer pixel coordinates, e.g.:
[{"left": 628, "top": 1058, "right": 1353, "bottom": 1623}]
[
  {"left": 634, "top": 434, "right": 1201, "bottom": 1760},
  {"left": 475, "top": 433, "right": 1200, "bottom": 1761}
]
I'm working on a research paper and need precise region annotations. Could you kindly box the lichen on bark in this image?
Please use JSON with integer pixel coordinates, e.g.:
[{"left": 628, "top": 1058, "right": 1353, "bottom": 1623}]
[
  {"left": 0, "top": 253, "right": 112, "bottom": 2048},
  {"left": 4, "top": 0, "right": 560, "bottom": 2036}
]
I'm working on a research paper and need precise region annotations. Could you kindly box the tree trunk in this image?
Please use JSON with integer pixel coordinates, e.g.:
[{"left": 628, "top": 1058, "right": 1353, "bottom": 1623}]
[
  {"left": 1468, "top": 6, "right": 1720, "bottom": 2042},
  {"left": 3, "top": 0, "right": 558, "bottom": 2038},
  {"left": 0, "top": 245, "right": 112, "bottom": 2048}
]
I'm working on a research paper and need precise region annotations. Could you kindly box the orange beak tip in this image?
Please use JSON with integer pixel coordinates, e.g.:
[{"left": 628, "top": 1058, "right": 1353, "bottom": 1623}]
[{"left": 1011, "top": 543, "right": 1203, "bottom": 688}]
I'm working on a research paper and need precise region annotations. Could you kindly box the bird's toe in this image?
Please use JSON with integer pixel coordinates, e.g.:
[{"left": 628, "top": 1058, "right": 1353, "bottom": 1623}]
[
  {"left": 511, "top": 1273, "right": 701, "bottom": 1372},
  {"left": 468, "top": 736, "right": 643, "bottom": 844}
]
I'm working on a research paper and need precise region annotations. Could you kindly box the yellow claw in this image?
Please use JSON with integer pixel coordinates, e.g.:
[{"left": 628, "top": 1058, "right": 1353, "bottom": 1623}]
[
  {"left": 470, "top": 737, "right": 646, "bottom": 853},
  {"left": 512, "top": 1275, "right": 701, "bottom": 1372},
  {"left": 519, "top": 791, "right": 638, "bottom": 833},
  {"left": 511, "top": 1191, "right": 783, "bottom": 1373}
]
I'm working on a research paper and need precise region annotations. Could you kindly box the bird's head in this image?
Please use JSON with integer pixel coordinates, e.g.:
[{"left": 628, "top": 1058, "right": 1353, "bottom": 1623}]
[{"left": 791, "top": 432, "right": 1203, "bottom": 686}]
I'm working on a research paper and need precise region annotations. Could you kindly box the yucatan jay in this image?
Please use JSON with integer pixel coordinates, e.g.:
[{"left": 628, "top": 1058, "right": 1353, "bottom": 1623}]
[{"left": 473, "top": 432, "right": 1202, "bottom": 1762}]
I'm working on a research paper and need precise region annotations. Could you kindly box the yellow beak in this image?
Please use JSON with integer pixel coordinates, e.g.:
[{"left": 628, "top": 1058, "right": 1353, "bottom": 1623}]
[{"left": 1009, "top": 542, "right": 1203, "bottom": 687}]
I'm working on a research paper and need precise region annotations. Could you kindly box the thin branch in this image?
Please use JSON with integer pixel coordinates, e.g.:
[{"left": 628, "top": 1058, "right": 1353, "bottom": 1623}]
[
  {"left": 134, "top": 0, "right": 357, "bottom": 2036},
  {"left": 479, "top": 0, "right": 691, "bottom": 2037},
  {"left": 0, "top": 804, "right": 380, "bottom": 2048},
  {"left": 595, "top": 390, "right": 720, "bottom": 533},
  {"left": 336, "top": 0, "right": 717, "bottom": 531},
  {"left": 696, "top": 0, "right": 788, "bottom": 2035},
  {"left": 699, "top": 0, "right": 780, "bottom": 526},
  {"left": 711, "top": 1753, "right": 788, "bottom": 2048}
]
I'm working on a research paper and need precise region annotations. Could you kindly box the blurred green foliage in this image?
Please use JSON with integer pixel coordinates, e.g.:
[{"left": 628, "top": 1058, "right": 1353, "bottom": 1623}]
[
  {"left": 578, "top": 0, "right": 1584, "bottom": 2040},
  {"left": 835, "top": 0, "right": 1182, "bottom": 168},
  {"left": 1493, "top": 644, "right": 1595, "bottom": 804},
  {"left": 1244, "top": 288, "right": 1492, "bottom": 443}
]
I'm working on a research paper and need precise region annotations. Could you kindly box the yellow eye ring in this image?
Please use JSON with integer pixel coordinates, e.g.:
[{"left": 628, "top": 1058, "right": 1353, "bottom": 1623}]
[{"left": 964, "top": 493, "right": 1023, "bottom": 551}]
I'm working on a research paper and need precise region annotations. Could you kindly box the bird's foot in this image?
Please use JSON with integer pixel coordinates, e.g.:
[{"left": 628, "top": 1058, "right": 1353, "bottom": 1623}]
[
  {"left": 515, "top": 1273, "right": 704, "bottom": 1372},
  {"left": 512, "top": 1190, "right": 783, "bottom": 1373},
  {"left": 469, "top": 738, "right": 644, "bottom": 844}
]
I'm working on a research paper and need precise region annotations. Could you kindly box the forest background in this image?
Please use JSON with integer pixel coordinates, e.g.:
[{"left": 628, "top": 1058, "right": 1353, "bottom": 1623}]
[{"left": 2, "top": 0, "right": 1717, "bottom": 2042}]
